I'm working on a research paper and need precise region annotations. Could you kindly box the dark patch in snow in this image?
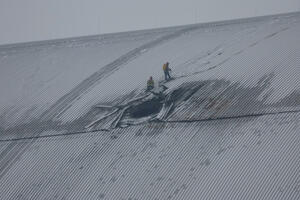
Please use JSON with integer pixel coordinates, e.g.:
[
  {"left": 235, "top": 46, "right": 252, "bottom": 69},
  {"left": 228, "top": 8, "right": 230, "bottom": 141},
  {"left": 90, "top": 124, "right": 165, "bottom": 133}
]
[
  {"left": 128, "top": 98, "right": 163, "bottom": 118},
  {"left": 84, "top": 81, "right": 205, "bottom": 130}
]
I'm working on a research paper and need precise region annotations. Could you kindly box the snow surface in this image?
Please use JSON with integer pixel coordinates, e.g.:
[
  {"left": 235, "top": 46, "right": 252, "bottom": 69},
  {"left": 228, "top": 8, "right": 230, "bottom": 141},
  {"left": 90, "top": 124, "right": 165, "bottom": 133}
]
[
  {"left": 0, "top": 113, "right": 299, "bottom": 199},
  {"left": 0, "top": 12, "right": 299, "bottom": 199}
]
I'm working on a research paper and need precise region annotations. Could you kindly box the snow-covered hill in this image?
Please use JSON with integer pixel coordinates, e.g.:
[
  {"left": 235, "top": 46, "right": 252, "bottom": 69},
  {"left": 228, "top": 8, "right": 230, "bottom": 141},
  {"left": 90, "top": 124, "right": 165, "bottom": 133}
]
[{"left": 0, "top": 13, "right": 299, "bottom": 199}]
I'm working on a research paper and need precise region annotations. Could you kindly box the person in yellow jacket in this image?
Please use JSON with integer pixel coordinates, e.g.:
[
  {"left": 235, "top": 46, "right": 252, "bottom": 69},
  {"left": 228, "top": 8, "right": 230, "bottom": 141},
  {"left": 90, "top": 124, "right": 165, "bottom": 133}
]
[
  {"left": 163, "top": 62, "right": 172, "bottom": 80},
  {"left": 147, "top": 76, "right": 154, "bottom": 91}
]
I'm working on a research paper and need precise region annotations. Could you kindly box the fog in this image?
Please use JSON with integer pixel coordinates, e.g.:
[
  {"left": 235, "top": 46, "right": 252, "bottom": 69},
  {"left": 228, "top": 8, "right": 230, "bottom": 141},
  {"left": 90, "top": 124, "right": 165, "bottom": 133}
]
[{"left": 0, "top": 0, "right": 299, "bottom": 45}]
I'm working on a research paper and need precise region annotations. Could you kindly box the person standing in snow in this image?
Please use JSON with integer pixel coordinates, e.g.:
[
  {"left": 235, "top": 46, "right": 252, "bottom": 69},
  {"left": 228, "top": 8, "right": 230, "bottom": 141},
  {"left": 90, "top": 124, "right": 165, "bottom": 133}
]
[
  {"left": 147, "top": 76, "right": 154, "bottom": 91},
  {"left": 163, "top": 62, "right": 172, "bottom": 81}
]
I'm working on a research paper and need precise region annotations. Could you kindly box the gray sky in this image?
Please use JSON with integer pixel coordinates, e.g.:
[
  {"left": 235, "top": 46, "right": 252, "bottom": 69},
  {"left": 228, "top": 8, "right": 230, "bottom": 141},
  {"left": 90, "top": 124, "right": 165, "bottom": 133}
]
[{"left": 0, "top": 0, "right": 299, "bottom": 45}]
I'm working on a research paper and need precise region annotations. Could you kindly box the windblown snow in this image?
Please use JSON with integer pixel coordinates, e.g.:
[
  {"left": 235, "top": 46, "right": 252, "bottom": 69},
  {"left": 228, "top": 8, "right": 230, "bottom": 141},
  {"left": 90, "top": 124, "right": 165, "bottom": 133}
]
[{"left": 0, "top": 13, "right": 299, "bottom": 199}]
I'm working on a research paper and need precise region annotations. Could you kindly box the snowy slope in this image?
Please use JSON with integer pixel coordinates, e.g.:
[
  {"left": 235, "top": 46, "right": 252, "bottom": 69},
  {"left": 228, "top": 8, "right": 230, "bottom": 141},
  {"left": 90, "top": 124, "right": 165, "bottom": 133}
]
[
  {"left": 1, "top": 13, "right": 299, "bottom": 134},
  {"left": 0, "top": 113, "right": 299, "bottom": 199},
  {"left": 0, "top": 12, "right": 299, "bottom": 199}
]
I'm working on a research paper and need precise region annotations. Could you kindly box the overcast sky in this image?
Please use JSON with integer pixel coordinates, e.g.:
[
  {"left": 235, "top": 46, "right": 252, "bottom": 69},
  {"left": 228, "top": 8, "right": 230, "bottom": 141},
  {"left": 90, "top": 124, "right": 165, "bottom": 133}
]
[{"left": 0, "top": 0, "right": 299, "bottom": 45}]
